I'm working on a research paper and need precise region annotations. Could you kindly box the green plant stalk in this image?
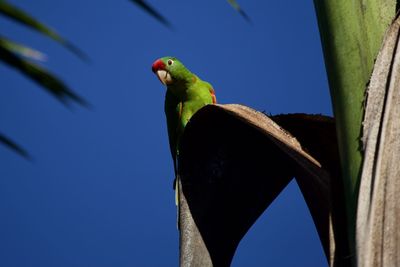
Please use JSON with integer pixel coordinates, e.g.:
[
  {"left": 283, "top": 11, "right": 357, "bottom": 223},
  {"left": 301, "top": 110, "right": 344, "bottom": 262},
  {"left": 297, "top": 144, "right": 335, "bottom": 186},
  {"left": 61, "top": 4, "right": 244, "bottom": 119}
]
[{"left": 313, "top": 0, "right": 396, "bottom": 259}]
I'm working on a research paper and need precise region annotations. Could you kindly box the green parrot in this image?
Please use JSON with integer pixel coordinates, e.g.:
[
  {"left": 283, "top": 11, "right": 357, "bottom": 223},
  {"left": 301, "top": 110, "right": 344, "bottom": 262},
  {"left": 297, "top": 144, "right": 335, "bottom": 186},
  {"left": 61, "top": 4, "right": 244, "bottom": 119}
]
[{"left": 151, "top": 56, "right": 217, "bottom": 206}]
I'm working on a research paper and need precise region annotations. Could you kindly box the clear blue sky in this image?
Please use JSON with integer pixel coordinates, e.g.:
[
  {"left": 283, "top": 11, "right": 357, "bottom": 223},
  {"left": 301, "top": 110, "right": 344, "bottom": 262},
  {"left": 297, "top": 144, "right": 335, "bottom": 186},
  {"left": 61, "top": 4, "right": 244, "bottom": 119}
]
[{"left": 0, "top": 1, "right": 331, "bottom": 266}]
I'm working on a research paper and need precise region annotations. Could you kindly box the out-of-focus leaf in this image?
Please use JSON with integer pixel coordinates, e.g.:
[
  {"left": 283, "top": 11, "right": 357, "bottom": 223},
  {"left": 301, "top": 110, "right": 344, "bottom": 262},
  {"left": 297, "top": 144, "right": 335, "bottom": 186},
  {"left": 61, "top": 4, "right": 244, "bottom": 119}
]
[
  {"left": 0, "top": 38, "right": 89, "bottom": 107},
  {"left": 0, "top": 0, "right": 88, "bottom": 61},
  {"left": 227, "top": 0, "right": 251, "bottom": 22},
  {"left": 130, "top": 0, "right": 171, "bottom": 28},
  {"left": 0, "top": 133, "right": 31, "bottom": 160},
  {"left": 0, "top": 36, "right": 47, "bottom": 61}
]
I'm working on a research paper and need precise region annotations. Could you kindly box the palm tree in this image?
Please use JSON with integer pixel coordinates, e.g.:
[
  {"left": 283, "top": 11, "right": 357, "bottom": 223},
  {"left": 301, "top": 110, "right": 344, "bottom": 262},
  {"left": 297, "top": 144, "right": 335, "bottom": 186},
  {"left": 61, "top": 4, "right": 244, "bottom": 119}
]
[{"left": 134, "top": 1, "right": 400, "bottom": 266}]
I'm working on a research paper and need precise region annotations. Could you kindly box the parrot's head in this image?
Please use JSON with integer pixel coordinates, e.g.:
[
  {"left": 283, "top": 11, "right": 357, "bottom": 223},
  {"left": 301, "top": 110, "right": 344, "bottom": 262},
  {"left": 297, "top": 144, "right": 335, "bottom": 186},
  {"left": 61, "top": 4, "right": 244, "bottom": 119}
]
[{"left": 152, "top": 57, "right": 191, "bottom": 86}]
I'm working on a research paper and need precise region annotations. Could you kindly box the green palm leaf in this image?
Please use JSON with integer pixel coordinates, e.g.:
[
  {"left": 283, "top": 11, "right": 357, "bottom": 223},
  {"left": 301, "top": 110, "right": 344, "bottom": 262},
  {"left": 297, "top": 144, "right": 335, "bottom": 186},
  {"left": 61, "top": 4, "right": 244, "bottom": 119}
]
[
  {"left": 0, "top": 38, "right": 89, "bottom": 107},
  {"left": 0, "top": 36, "right": 47, "bottom": 61},
  {"left": 0, "top": 0, "right": 88, "bottom": 61}
]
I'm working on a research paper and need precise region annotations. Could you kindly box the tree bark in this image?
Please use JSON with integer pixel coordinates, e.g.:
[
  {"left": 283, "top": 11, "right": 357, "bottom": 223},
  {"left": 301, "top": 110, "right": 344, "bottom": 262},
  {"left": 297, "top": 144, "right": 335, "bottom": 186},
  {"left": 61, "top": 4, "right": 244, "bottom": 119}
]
[{"left": 357, "top": 13, "right": 400, "bottom": 267}]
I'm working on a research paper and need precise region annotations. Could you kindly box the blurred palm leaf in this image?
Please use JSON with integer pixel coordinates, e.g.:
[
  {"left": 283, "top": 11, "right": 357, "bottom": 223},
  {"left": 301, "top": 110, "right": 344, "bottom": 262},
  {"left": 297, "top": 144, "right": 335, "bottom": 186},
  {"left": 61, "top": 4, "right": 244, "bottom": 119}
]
[
  {"left": 0, "top": 0, "right": 88, "bottom": 61},
  {"left": 129, "top": 0, "right": 171, "bottom": 28},
  {"left": 0, "top": 36, "right": 47, "bottom": 61},
  {"left": 0, "top": 1, "right": 89, "bottom": 158},
  {"left": 0, "top": 133, "right": 30, "bottom": 160},
  {"left": 0, "top": 38, "right": 88, "bottom": 107},
  {"left": 227, "top": 0, "right": 250, "bottom": 22}
]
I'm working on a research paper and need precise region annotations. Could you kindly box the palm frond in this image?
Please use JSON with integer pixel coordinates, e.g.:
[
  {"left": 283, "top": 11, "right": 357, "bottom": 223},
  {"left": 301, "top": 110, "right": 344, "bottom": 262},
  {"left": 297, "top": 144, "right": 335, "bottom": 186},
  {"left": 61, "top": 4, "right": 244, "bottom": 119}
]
[
  {"left": 0, "top": 36, "right": 47, "bottom": 61},
  {"left": 0, "top": 0, "right": 89, "bottom": 61},
  {"left": 0, "top": 38, "right": 89, "bottom": 107}
]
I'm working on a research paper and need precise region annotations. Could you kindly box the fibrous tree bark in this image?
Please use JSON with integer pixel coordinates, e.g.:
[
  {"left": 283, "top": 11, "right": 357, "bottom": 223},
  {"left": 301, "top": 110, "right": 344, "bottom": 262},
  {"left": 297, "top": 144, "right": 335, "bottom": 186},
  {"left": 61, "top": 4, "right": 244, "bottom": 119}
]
[{"left": 357, "top": 13, "right": 400, "bottom": 267}]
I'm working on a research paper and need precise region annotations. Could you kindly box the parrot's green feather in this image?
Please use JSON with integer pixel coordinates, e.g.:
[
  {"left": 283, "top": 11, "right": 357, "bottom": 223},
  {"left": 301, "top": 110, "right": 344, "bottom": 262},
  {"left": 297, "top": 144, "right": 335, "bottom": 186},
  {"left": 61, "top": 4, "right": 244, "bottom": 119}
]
[
  {"left": 153, "top": 56, "right": 217, "bottom": 228},
  {"left": 160, "top": 57, "right": 216, "bottom": 175}
]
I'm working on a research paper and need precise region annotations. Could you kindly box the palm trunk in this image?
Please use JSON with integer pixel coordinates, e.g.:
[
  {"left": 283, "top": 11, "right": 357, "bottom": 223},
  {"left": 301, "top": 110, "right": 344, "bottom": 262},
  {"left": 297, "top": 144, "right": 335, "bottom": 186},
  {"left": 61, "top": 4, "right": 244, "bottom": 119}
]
[{"left": 313, "top": 0, "right": 397, "bottom": 264}]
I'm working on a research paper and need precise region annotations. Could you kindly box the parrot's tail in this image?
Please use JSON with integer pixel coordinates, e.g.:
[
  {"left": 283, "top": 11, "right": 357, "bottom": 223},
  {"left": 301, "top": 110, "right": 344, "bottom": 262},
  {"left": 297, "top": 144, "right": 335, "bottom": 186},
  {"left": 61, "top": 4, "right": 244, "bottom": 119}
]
[
  {"left": 174, "top": 175, "right": 180, "bottom": 230},
  {"left": 175, "top": 177, "right": 179, "bottom": 206}
]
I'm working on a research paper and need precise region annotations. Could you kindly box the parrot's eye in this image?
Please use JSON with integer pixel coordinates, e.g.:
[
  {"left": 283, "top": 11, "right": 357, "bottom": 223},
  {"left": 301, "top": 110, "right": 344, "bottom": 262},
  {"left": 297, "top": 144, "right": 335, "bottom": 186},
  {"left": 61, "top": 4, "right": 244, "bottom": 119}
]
[{"left": 167, "top": 59, "right": 174, "bottom": 66}]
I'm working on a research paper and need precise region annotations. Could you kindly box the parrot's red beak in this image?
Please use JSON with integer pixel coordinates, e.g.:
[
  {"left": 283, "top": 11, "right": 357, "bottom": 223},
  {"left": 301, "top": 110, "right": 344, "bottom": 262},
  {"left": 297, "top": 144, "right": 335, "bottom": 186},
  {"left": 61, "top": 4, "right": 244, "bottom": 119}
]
[
  {"left": 152, "top": 59, "right": 166, "bottom": 73},
  {"left": 152, "top": 59, "right": 173, "bottom": 85}
]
